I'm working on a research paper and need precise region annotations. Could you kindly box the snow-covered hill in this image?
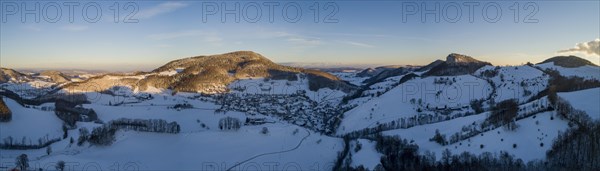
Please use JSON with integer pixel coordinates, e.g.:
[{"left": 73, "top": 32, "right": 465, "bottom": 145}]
[
  {"left": 558, "top": 88, "right": 600, "bottom": 120},
  {"left": 338, "top": 75, "right": 492, "bottom": 134},
  {"left": 1, "top": 52, "right": 599, "bottom": 170},
  {"left": 537, "top": 62, "right": 600, "bottom": 81},
  {"left": 474, "top": 65, "right": 549, "bottom": 103}
]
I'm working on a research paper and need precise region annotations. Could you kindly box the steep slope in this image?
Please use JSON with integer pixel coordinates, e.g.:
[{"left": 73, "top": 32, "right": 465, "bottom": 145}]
[
  {"left": 538, "top": 55, "right": 597, "bottom": 68},
  {"left": 63, "top": 51, "right": 355, "bottom": 94}
]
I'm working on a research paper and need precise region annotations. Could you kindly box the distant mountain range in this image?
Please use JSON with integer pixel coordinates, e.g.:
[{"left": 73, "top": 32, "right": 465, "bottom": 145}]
[{"left": 279, "top": 62, "right": 388, "bottom": 70}]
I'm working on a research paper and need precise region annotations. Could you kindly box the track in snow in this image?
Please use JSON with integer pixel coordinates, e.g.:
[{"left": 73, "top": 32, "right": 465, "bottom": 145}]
[{"left": 226, "top": 129, "right": 311, "bottom": 171}]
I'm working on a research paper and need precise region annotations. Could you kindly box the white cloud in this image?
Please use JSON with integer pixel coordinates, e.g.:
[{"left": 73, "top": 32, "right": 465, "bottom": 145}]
[
  {"left": 60, "top": 25, "right": 88, "bottom": 31},
  {"left": 558, "top": 38, "right": 600, "bottom": 56},
  {"left": 137, "top": 2, "right": 188, "bottom": 19},
  {"left": 339, "top": 40, "right": 374, "bottom": 48}
]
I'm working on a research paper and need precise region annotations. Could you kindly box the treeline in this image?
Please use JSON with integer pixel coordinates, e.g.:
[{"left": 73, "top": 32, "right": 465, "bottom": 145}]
[
  {"left": 80, "top": 118, "right": 181, "bottom": 146},
  {"left": 332, "top": 136, "right": 351, "bottom": 171},
  {"left": 345, "top": 133, "right": 599, "bottom": 171},
  {"left": 0, "top": 89, "right": 88, "bottom": 107},
  {"left": 344, "top": 112, "right": 472, "bottom": 139},
  {"left": 546, "top": 120, "right": 600, "bottom": 170},
  {"left": 1, "top": 136, "right": 60, "bottom": 150},
  {"left": 544, "top": 96, "right": 599, "bottom": 170},
  {"left": 553, "top": 96, "right": 593, "bottom": 128},
  {"left": 110, "top": 118, "right": 181, "bottom": 134},
  {"left": 55, "top": 99, "right": 98, "bottom": 127},
  {"left": 218, "top": 117, "right": 241, "bottom": 131},
  {"left": 341, "top": 134, "right": 528, "bottom": 171},
  {"left": 0, "top": 97, "right": 11, "bottom": 122},
  {"left": 529, "top": 68, "right": 600, "bottom": 102},
  {"left": 545, "top": 69, "right": 600, "bottom": 93},
  {"left": 483, "top": 99, "right": 519, "bottom": 130}
]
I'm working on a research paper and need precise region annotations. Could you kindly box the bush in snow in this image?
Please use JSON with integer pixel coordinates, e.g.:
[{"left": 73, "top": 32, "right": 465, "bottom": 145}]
[
  {"left": 15, "top": 154, "right": 28, "bottom": 171},
  {"left": 56, "top": 161, "right": 66, "bottom": 171},
  {"left": 354, "top": 141, "right": 362, "bottom": 153},
  {"left": 88, "top": 125, "right": 117, "bottom": 146},
  {"left": 261, "top": 127, "right": 269, "bottom": 134},
  {"left": 470, "top": 99, "right": 485, "bottom": 114},
  {"left": 429, "top": 129, "right": 448, "bottom": 145},
  {"left": 46, "top": 146, "right": 52, "bottom": 155},
  {"left": 78, "top": 128, "right": 89, "bottom": 146}
]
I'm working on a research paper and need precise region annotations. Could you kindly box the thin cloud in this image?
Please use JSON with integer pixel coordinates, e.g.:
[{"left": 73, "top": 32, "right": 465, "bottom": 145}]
[
  {"left": 318, "top": 32, "right": 389, "bottom": 38},
  {"left": 558, "top": 38, "right": 600, "bottom": 56},
  {"left": 137, "top": 2, "right": 188, "bottom": 19},
  {"left": 287, "top": 37, "right": 321, "bottom": 46},
  {"left": 60, "top": 25, "right": 88, "bottom": 31},
  {"left": 339, "top": 40, "right": 374, "bottom": 48}
]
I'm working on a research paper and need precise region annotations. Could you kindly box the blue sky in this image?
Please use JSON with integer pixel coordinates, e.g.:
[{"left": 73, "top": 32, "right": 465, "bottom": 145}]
[{"left": 1, "top": 1, "right": 599, "bottom": 71}]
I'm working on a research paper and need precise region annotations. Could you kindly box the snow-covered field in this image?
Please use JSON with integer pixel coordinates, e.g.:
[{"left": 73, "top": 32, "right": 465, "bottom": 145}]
[
  {"left": 475, "top": 65, "right": 548, "bottom": 103},
  {"left": 558, "top": 88, "right": 600, "bottom": 120},
  {"left": 536, "top": 62, "right": 600, "bottom": 81},
  {"left": 16, "top": 123, "right": 342, "bottom": 171},
  {"left": 349, "top": 139, "right": 381, "bottom": 170},
  {"left": 338, "top": 75, "right": 491, "bottom": 134},
  {"left": 383, "top": 111, "right": 569, "bottom": 162},
  {"left": 0, "top": 98, "right": 63, "bottom": 142},
  {"left": 1, "top": 58, "right": 598, "bottom": 170},
  {"left": 0, "top": 81, "right": 56, "bottom": 99},
  {"left": 0, "top": 92, "right": 343, "bottom": 170}
]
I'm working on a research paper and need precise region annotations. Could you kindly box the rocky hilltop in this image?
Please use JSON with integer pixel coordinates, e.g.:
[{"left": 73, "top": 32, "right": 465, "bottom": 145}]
[
  {"left": 446, "top": 53, "right": 485, "bottom": 64},
  {"left": 423, "top": 53, "right": 492, "bottom": 76}
]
